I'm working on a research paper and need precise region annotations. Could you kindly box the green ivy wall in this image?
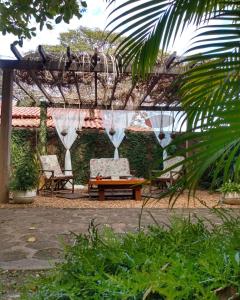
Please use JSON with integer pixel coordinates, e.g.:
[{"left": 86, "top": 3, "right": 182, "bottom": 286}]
[{"left": 11, "top": 129, "right": 163, "bottom": 184}]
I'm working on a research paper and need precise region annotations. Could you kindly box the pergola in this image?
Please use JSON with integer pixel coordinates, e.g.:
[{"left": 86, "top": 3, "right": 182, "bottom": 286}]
[{"left": 0, "top": 45, "right": 184, "bottom": 202}]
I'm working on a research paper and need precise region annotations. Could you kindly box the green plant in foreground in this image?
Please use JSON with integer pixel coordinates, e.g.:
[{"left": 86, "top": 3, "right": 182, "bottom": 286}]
[
  {"left": 218, "top": 182, "right": 240, "bottom": 194},
  {"left": 21, "top": 212, "right": 240, "bottom": 300}
]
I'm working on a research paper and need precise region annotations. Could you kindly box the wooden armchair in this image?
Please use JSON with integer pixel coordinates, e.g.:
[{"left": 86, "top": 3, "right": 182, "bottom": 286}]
[
  {"left": 151, "top": 156, "right": 185, "bottom": 190},
  {"left": 38, "top": 155, "right": 74, "bottom": 196}
]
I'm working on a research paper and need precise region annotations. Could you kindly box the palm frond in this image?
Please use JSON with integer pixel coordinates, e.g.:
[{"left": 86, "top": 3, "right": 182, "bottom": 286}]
[
  {"left": 107, "top": 0, "right": 223, "bottom": 76},
  {"left": 107, "top": 0, "right": 240, "bottom": 203}
]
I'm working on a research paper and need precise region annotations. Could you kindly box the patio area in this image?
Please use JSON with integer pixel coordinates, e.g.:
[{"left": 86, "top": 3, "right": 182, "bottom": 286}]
[
  {"left": 1, "top": 189, "right": 239, "bottom": 209},
  {"left": 0, "top": 204, "right": 240, "bottom": 272}
]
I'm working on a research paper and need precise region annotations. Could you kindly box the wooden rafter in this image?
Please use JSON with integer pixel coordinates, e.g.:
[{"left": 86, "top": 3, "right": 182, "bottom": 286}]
[
  {"left": 140, "top": 75, "right": 161, "bottom": 105},
  {"left": 14, "top": 76, "right": 37, "bottom": 104},
  {"left": 11, "top": 43, "right": 53, "bottom": 103},
  {"left": 122, "top": 82, "right": 137, "bottom": 109},
  {"left": 73, "top": 72, "right": 82, "bottom": 107},
  {"left": 29, "top": 71, "right": 53, "bottom": 103},
  {"left": 38, "top": 46, "right": 67, "bottom": 104},
  {"left": 109, "top": 76, "right": 119, "bottom": 106},
  {"left": 165, "top": 51, "right": 177, "bottom": 70}
]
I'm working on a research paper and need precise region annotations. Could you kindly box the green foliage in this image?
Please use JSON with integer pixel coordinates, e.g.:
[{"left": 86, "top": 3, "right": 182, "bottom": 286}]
[
  {"left": 10, "top": 147, "right": 38, "bottom": 192},
  {"left": 0, "top": 1, "right": 86, "bottom": 41},
  {"left": 10, "top": 130, "right": 38, "bottom": 191},
  {"left": 44, "top": 26, "right": 125, "bottom": 54},
  {"left": 71, "top": 131, "right": 162, "bottom": 183},
  {"left": 218, "top": 181, "right": 240, "bottom": 194},
  {"left": 21, "top": 213, "right": 240, "bottom": 299},
  {"left": 38, "top": 103, "right": 48, "bottom": 155},
  {"left": 11, "top": 130, "right": 33, "bottom": 169},
  {"left": 107, "top": 1, "right": 240, "bottom": 204}
]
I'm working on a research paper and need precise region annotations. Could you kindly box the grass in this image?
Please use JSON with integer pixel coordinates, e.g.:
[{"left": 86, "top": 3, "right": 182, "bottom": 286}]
[{"left": 21, "top": 210, "right": 240, "bottom": 299}]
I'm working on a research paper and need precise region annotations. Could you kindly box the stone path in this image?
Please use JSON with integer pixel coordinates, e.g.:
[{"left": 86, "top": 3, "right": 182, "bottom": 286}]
[{"left": 0, "top": 208, "right": 240, "bottom": 270}]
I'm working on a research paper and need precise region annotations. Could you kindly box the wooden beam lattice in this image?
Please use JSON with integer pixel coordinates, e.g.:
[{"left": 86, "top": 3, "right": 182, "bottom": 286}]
[
  {"left": 140, "top": 75, "right": 161, "bottom": 105},
  {"left": 109, "top": 76, "right": 119, "bottom": 107},
  {"left": 11, "top": 43, "right": 53, "bottom": 103},
  {"left": 38, "top": 46, "right": 67, "bottom": 104},
  {"left": 14, "top": 76, "right": 37, "bottom": 104},
  {"left": 122, "top": 82, "right": 137, "bottom": 109}
]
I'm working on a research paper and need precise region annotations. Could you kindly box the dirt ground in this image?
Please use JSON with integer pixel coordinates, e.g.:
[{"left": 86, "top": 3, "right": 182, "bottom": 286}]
[{"left": 0, "top": 189, "right": 238, "bottom": 209}]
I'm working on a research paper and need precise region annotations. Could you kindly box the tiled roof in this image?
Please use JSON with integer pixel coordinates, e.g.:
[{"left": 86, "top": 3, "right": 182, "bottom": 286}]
[
  {"left": 0, "top": 106, "right": 104, "bottom": 129},
  {"left": 0, "top": 105, "right": 151, "bottom": 132}
]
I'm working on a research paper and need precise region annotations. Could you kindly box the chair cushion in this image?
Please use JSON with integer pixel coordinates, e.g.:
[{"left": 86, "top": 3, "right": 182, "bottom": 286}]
[
  {"left": 90, "top": 158, "right": 131, "bottom": 178},
  {"left": 159, "top": 156, "right": 185, "bottom": 180},
  {"left": 40, "top": 155, "right": 63, "bottom": 179}
]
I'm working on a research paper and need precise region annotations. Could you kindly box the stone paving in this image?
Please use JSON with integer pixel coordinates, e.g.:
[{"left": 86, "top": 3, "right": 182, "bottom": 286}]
[{"left": 0, "top": 207, "right": 240, "bottom": 270}]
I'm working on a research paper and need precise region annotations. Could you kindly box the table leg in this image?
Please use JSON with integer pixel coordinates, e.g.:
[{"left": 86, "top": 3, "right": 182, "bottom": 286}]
[
  {"left": 99, "top": 186, "right": 105, "bottom": 201},
  {"left": 133, "top": 186, "right": 142, "bottom": 201}
]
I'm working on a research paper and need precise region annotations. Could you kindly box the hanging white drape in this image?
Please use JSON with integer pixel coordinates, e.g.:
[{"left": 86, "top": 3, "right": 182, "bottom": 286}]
[
  {"left": 148, "top": 113, "right": 173, "bottom": 160},
  {"left": 106, "top": 128, "right": 125, "bottom": 159},
  {"left": 52, "top": 108, "right": 86, "bottom": 174},
  {"left": 102, "top": 110, "right": 135, "bottom": 159}
]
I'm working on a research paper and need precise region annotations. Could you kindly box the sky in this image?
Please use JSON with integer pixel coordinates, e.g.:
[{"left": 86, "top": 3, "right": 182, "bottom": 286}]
[{"left": 0, "top": 0, "right": 196, "bottom": 59}]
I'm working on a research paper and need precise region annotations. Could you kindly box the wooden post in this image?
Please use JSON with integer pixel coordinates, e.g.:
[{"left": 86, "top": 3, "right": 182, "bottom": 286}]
[{"left": 0, "top": 69, "right": 13, "bottom": 203}]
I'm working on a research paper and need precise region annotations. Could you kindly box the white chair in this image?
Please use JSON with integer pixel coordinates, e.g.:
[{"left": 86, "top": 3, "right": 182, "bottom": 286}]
[
  {"left": 38, "top": 155, "right": 74, "bottom": 196},
  {"left": 151, "top": 156, "right": 185, "bottom": 189}
]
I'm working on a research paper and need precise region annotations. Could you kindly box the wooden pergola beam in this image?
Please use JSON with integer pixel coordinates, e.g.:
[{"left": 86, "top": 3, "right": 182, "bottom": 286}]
[
  {"left": 0, "top": 59, "right": 181, "bottom": 75},
  {"left": 38, "top": 46, "right": 67, "bottom": 104},
  {"left": 109, "top": 76, "right": 119, "bottom": 106},
  {"left": 122, "top": 82, "right": 137, "bottom": 109},
  {"left": 140, "top": 75, "right": 161, "bottom": 105},
  {"left": 29, "top": 71, "right": 53, "bottom": 103},
  {"left": 0, "top": 69, "right": 14, "bottom": 203},
  {"left": 49, "top": 102, "right": 184, "bottom": 111},
  {"left": 73, "top": 72, "right": 82, "bottom": 107},
  {"left": 14, "top": 77, "right": 37, "bottom": 104},
  {"left": 10, "top": 44, "right": 53, "bottom": 104}
]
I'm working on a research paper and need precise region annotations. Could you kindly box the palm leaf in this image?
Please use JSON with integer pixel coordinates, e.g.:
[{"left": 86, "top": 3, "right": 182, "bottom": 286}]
[{"left": 107, "top": 1, "right": 240, "bottom": 203}]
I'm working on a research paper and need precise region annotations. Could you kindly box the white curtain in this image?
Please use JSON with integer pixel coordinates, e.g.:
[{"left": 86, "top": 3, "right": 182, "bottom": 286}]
[
  {"left": 102, "top": 110, "right": 135, "bottom": 159},
  {"left": 52, "top": 108, "right": 86, "bottom": 174},
  {"left": 148, "top": 113, "right": 173, "bottom": 160}
]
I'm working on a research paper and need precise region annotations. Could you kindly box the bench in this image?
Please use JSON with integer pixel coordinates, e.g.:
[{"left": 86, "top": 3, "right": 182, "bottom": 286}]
[{"left": 89, "top": 158, "right": 134, "bottom": 199}]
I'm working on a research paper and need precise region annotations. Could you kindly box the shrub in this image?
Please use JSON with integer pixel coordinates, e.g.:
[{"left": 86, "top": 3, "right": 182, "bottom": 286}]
[
  {"left": 10, "top": 141, "right": 38, "bottom": 191},
  {"left": 22, "top": 214, "right": 240, "bottom": 300},
  {"left": 218, "top": 181, "right": 240, "bottom": 194}
]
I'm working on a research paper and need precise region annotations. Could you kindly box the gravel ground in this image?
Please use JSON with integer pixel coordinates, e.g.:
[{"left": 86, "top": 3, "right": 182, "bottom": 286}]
[{"left": 0, "top": 189, "right": 237, "bottom": 209}]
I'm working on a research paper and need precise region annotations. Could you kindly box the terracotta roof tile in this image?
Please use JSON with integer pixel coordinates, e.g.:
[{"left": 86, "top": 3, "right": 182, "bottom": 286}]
[
  {"left": 0, "top": 105, "right": 148, "bottom": 131},
  {"left": 0, "top": 105, "right": 104, "bottom": 129}
]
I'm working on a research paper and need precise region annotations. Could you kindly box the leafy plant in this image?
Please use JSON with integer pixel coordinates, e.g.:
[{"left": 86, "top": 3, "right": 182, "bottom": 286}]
[
  {"left": 21, "top": 213, "right": 240, "bottom": 299},
  {"left": 107, "top": 0, "right": 240, "bottom": 204},
  {"left": 10, "top": 148, "right": 38, "bottom": 191},
  {"left": 0, "top": 1, "right": 87, "bottom": 41},
  {"left": 218, "top": 181, "right": 240, "bottom": 194}
]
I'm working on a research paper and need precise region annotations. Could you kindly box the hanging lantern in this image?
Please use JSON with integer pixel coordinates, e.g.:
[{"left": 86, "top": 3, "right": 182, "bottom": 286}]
[
  {"left": 61, "top": 129, "right": 68, "bottom": 136},
  {"left": 75, "top": 127, "right": 82, "bottom": 135},
  {"left": 171, "top": 132, "right": 177, "bottom": 139},
  {"left": 159, "top": 132, "right": 165, "bottom": 140},
  {"left": 109, "top": 127, "right": 116, "bottom": 136}
]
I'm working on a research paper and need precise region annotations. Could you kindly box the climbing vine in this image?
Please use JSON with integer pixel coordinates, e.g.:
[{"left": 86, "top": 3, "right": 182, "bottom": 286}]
[{"left": 11, "top": 129, "right": 163, "bottom": 184}]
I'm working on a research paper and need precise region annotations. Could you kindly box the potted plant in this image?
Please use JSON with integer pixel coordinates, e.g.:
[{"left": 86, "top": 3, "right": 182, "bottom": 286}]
[
  {"left": 218, "top": 181, "right": 240, "bottom": 204},
  {"left": 10, "top": 152, "right": 38, "bottom": 204}
]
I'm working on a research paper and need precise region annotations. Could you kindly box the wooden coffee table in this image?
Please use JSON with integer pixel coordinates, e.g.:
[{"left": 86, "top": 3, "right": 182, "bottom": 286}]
[{"left": 89, "top": 178, "right": 145, "bottom": 201}]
